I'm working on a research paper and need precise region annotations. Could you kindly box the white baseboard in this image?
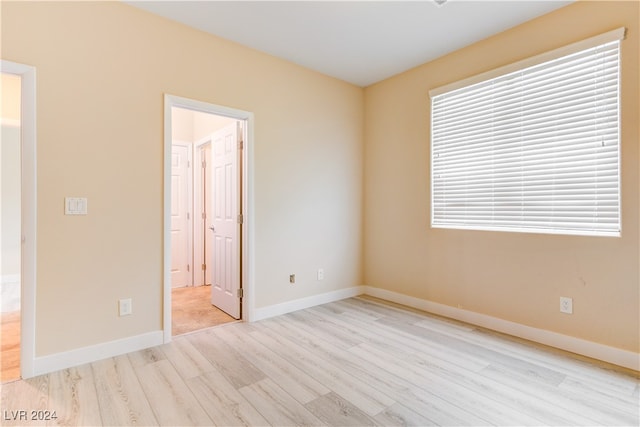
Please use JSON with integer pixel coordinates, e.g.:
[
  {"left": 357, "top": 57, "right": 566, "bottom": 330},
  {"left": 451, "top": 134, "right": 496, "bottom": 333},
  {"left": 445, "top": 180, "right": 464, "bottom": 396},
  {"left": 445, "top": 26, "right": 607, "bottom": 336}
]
[
  {"left": 26, "top": 286, "right": 638, "bottom": 377},
  {"left": 31, "top": 330, "right": 164, "bottom": 377},
  {"left": 363, "top": 286, "right": 639, "bottom": 371},
  {"left": 253, "top": 286, "right": 365, "bottom": 321}
]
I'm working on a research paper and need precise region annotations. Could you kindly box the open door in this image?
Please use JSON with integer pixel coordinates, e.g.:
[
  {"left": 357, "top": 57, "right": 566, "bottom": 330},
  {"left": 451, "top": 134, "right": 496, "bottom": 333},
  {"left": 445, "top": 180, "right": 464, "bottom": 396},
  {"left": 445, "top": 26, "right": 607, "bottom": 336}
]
[
  {"left": 208, "top": 121, "right": 242, "bottom": 319},
  {"left": 170, "top": 142, "right": 192, "bottom": 288}
]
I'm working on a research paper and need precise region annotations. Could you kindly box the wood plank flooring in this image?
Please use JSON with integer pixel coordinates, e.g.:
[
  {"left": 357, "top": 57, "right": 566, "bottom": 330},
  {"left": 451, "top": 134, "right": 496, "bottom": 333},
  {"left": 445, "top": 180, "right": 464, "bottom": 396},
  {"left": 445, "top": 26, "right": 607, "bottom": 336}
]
[
  {"left": 1, "top": 285, "right": 232, "bottom": 384},
  {"left": 1, "top": 278, "right": 21, "bottom": 383},
  {"left": 0, "top": 310, "right": 20, "bottom": 383},
  {"left": 1, "top": 296, "right": 638, "bottom": 426}
]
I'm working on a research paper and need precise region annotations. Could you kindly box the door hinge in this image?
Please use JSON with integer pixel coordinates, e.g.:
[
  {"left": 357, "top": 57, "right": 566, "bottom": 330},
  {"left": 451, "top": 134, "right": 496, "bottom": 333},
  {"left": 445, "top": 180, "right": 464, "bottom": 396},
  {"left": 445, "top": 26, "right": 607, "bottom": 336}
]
[
  {"left": 202, "top": 212, "right": 206, "bottom": 220},
  {"left": 202, "top": 160, "right": 206, "bottom": 168},
  {"left": 187, "top": 212, "right": 190, "bottom": 220},
  {"left": 237, "top": 214, "right": 243, "bottom": 224},
  {"left": 202, "top": 264, "right": 206, "bottom": 271},
  {"left": 187, "top": 264, "right": 190, "bottom": 272},
  {"left": 237, "top": 288, "right": 243, "bottom": 298},
  {"left": 238, "top": 140, "right": 243, "bottom": 150},
  {"left": 187, "top": 160, "right": 191, "bottom": 168}
]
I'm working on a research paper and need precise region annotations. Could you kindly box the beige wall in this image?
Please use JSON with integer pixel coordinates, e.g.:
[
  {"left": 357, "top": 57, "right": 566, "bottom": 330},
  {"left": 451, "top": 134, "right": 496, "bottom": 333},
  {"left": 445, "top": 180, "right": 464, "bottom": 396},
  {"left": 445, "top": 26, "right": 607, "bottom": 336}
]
[
  {"left": 2, "top": 0, "right": 637, "bottom": 361},
  {"left": 170, "top": 106, "right": 194, "bottom": 142},
  {"left": 171, "top": 107, "right": 236, "bottom": 145},
  {"left": 1, "top": 73, "right": 21, "bottom": 123},
  {"left": 2, "top": 1, "right": 363, "bottom": 356},
  {"left": 364, "top": 1, "right": 639, "bottom": 353},
  {"left": 1, "top": 125, "right": 21, "bottom": 280},
  {"left": 193, "top": 111, "right": 236, "bottom": 142}
]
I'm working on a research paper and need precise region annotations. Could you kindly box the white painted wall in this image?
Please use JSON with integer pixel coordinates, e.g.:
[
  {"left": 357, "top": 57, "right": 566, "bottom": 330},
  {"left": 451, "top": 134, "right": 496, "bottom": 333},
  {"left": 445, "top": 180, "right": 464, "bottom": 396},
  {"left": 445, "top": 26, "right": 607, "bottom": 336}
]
[
  {"left": 1, "top": 127, "right": 21, "bottom": 281},
  {"left": 1, "top": 73, "right": 21, "bottom": 282}
]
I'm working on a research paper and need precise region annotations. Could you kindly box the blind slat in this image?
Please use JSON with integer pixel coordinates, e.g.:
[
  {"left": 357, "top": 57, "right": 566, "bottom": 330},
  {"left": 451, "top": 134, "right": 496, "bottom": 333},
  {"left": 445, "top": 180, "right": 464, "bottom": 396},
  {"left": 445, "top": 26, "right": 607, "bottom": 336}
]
[{"left": 430, "top": 36, "right": 621, "bottom": 237}]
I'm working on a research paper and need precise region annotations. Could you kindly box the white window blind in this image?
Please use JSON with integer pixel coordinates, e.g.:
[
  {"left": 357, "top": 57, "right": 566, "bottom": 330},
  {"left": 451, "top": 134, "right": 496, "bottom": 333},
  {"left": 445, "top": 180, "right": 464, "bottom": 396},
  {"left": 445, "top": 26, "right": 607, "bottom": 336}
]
[{"left": 430, "top": 29, "right": 624, "bottom": 237}]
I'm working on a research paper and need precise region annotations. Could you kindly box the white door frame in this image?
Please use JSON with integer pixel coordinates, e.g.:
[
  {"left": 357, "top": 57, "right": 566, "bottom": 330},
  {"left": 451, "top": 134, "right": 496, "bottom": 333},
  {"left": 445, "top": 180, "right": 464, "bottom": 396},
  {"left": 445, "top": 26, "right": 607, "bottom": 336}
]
[
  {"left": 163, "top": 94, "right": 254, "bottom": 343},
  {"left": 1, "top": 60, "right": 37, "bottom": 379},
  {"left": 193, "top": 137, "right": 211, "bottom": 287}
]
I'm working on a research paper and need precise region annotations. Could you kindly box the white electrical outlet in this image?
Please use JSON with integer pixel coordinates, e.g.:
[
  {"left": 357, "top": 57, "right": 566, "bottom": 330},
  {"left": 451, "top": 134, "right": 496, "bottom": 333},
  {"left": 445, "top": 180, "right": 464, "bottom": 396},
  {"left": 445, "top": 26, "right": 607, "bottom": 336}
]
[
  {"left": 317, "top": 268, "right": 324, "bottom": 281},
  {"left": 560, "top": 297, "right": 573, "bottom": 314},
  {"left": 119, "top": 298, "right": 132, "bottom": 316}
]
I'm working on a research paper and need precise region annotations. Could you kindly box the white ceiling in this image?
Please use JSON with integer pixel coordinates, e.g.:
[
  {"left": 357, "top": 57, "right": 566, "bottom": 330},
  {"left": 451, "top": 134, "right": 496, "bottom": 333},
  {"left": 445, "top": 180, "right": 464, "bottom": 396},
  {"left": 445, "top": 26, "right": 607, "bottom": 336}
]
[{"left": 127, "top": 0, "right": 573, "bottom": 87}]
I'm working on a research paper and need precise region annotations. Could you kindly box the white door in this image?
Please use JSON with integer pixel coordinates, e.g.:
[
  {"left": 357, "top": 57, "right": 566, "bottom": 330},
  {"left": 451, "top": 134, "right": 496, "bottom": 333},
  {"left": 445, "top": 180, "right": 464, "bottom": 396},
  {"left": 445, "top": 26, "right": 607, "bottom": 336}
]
[
  {"left": 171, "top": 143, "right": 192, "bottom": 288},
  {"left": 209, "top": 122, "right": 241, "bottom": 318}
]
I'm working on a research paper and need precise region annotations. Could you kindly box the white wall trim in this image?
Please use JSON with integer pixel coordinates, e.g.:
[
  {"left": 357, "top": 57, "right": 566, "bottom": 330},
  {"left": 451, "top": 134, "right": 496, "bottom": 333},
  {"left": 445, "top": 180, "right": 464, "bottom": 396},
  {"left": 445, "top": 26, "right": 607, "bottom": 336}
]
[
  {"left": 164, "top": 95, "right": 255, "bottom": 341},
  {"left": 32, "top": 331, "right": 163, "bottom": 377},
  {"left": 1, "top": 60, "right": 37, "bottom": 379},
  {"left": 253, "top": 286, "right": 365, "bottom": 321},
  {"left": 193, "top": 136, "right": 211, "bottom": 287},
  {"left": 25, "top": 285, "right": 638, "bottom": 374},
  {"left": 363, "top": 286, "right": 640, "bottom": 371}
]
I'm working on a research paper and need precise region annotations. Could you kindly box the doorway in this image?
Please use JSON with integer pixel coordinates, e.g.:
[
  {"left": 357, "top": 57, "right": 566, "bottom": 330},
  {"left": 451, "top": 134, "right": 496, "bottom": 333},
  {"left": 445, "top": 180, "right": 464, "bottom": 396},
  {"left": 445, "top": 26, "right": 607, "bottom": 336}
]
[
  {"left": 1, "top": 60, "right": 36, "bottom": 381},
  {"left": 1, "top": 72, "right": 22, "bottom": 382},
  {"left": 165, "top": 96, "right": 251, "bottom": 340}
]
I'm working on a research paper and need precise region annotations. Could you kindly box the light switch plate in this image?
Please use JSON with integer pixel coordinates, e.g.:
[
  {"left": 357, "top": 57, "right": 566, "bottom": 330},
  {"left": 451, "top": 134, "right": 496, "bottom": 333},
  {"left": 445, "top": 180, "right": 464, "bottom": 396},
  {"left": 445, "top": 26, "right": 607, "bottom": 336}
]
[{"left": 65, "top": 197, "right": 87, "bottom": 215}]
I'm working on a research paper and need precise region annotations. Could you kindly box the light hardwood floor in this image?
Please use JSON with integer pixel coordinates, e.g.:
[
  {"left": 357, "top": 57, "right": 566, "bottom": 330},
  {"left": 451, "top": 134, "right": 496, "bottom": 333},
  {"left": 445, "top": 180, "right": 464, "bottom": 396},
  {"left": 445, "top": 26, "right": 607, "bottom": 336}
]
[
  {"left": 1, "top": 281, "right": 21, "bottom": 383},
  {"left": 0, "top": 285, "right": 234, "bottom": 384},
  {"left": 1, "top": 296, "right": 638, "bottom": 426},
  {"left": 0, "top": 310, "right": 20, "bottom": 383}
]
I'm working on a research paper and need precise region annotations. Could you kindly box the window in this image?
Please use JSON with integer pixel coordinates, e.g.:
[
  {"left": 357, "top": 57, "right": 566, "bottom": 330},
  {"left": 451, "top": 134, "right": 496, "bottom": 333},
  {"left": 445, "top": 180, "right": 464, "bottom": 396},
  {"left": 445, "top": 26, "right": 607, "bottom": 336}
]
[{"left": 430, "top": 28, "right": 624, "bottom": 237}]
